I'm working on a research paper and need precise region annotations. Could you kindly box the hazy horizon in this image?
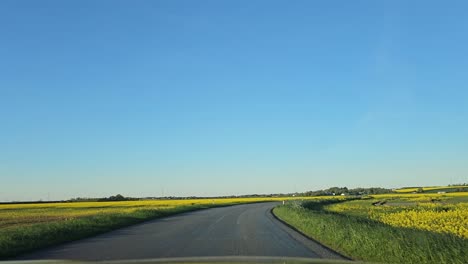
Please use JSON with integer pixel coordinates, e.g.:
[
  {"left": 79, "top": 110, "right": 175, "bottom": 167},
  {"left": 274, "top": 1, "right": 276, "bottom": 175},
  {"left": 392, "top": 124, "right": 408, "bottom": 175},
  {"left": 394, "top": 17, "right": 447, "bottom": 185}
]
[
  {"left": 1, "top": 1, "right": 467, "bottom": 202},
  {"left": 4, "top": 184, "right": 466, "bottom": 203}
]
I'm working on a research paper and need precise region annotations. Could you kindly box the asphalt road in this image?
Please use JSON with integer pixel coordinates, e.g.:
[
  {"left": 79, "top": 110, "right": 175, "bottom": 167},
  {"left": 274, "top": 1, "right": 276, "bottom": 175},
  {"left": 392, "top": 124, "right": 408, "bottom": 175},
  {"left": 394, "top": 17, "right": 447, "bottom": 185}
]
[{"left": 19, "top": 202, "right": 344, "bottom": 261}]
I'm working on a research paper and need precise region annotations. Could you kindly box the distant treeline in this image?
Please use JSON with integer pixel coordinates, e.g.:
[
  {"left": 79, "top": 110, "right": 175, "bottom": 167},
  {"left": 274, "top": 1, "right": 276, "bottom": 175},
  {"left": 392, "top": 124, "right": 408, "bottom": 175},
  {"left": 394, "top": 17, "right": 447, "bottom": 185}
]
[
  {"left": 9, "top": 184, "right": 465, "bottom": 204},
  {"left": 70, "top": 194, "right": 138, "bottom": 202},
  {"left": 68, "top": 193, "right": 291, "bottom": 203},
  {"left": 303, "top": 187, "right": 393, "bottom": 196},
  {"left": 449, "top": 183, "right": 468, "bottom": 186}
]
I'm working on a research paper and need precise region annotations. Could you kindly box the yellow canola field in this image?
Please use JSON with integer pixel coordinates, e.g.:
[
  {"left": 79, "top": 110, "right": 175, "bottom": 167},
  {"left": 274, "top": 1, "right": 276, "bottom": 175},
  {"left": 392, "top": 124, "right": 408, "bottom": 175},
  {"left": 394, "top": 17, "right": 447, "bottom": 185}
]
[
  {"left": 376, "top": 203, "right": 468, "bottom": 239},
  {"left": 326, "top": 193, "right": 468, "bottom": 239},
  {"left": 370, "top": 192, "right": 468, "bottom": 199},
  {"left": 394, "top": 186, "right": 467, "bottom": 193}
]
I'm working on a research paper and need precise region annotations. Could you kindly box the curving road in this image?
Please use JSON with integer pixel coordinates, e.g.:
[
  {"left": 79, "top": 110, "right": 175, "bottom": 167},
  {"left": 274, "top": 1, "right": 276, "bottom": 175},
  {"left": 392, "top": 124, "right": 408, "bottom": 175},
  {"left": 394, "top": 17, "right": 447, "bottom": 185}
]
[{"left": 19, "top": 202, "right": 344, "bottom": 261}]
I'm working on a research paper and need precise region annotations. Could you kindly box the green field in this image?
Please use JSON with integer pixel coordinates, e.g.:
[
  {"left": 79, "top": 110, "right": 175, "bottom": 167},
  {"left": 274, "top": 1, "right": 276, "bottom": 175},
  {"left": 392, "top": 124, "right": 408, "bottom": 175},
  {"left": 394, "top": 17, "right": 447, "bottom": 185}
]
[
  {"left": 273, "top": 193, "right": 468, "bottom": 264},
  {"left": 394, "top": 185, "right": 468, "bottom": 193}
]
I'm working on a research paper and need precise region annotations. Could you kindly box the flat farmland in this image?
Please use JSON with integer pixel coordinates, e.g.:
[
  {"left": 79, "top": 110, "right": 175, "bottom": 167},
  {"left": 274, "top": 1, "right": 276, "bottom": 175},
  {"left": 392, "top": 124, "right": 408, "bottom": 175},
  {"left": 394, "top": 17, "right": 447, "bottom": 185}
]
[
  {"left": 394, "top": 186, "right": 468, "bottom": 193},
  {"left": 0, "top": 197, "right": 311, "bottom": 259},
  {"left": 273, "top": 192, "right": 468, "bottom": 264}
]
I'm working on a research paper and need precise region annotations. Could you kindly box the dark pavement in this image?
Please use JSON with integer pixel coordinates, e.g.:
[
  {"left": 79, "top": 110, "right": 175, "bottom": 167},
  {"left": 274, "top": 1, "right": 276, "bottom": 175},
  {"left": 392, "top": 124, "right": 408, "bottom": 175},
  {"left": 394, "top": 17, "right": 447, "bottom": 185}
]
[{"left": 19, "top": 202, "right": 344, "bottom": 261}]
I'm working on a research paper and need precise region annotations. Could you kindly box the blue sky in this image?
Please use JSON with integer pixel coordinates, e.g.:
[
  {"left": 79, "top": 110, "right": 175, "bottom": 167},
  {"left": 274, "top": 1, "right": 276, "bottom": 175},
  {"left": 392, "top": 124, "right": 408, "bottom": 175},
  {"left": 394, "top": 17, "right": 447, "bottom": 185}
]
[{"left": 1, "top": 1, "right": 467, "bottom": 201}]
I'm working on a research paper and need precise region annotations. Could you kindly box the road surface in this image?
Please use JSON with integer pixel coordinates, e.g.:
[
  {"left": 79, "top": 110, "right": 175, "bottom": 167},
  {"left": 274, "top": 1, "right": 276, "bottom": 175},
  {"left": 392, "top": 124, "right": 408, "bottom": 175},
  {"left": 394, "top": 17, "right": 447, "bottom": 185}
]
[{"left": 19, "top": 202, "right": 344, "bottom": 261}]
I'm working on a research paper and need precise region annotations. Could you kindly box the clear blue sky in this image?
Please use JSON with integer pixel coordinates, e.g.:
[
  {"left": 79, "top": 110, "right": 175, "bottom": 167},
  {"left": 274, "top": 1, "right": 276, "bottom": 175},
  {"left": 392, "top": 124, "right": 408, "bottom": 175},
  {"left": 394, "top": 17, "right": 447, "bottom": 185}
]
[{"left": 1, "top": 1, "right": 467, "bottom": 201}]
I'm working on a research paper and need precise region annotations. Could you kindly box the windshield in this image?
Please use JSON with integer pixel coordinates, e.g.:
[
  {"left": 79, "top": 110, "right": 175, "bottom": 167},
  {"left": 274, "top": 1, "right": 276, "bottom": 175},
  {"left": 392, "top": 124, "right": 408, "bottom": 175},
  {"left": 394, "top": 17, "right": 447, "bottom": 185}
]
[{"left": 1, "top": 1, "right": 467, "bottom": 264}]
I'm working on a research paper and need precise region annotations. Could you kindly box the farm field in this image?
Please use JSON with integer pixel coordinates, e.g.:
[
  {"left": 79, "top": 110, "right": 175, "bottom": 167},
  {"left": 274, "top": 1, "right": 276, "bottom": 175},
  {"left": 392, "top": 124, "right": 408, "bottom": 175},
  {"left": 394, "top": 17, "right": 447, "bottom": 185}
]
[
  {"left": 273, "top": 192, "right": 468, "bottom": 264},
  {"left": 394, "top": 185, "right": 468, "bottom": 193},
  {"left": 0, "top": 196, "right": 311, "bottom": 259}
]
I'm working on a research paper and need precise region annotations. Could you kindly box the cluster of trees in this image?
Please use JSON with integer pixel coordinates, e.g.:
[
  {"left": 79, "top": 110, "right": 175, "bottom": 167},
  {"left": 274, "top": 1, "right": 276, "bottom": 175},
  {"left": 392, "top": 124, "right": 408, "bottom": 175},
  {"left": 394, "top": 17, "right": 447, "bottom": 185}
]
[
  {"left": 70, "top": 194, "right": 137, "bottom": 202},
  {"left": 98, "top": 194, "right": 131, "bottom": 201},
  {"left": 416, "top": 188, "right": 424, "bottom": 193},
  {"left": 304, "top": 187, "right": 393, "bottom": 196}
]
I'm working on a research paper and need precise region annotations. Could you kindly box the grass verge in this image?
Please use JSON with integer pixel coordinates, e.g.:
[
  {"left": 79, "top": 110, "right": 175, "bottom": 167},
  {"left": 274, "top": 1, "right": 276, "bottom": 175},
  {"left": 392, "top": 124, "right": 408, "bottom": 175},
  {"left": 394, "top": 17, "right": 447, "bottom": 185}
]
[{"left": 273, "top": 200, "right": 467, "bottom": 264}]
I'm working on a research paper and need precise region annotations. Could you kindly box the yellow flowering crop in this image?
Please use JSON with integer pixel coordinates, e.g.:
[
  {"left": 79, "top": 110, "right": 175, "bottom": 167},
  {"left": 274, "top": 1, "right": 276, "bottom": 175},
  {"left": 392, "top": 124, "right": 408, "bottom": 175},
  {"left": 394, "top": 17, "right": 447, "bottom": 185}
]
[
  {"left": 373, "top": 203, "right": 468, "bottom": 238},
  {"left": 325, "top": 194, "right": 468, "bottom": 239}
]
